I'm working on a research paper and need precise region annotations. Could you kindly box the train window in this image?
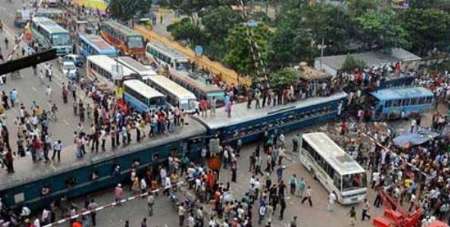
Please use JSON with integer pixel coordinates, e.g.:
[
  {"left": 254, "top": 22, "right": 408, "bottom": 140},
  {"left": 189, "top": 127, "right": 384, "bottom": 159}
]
[
  {"left": 41, "top": 186, "right": 51, "bottom": 196},
  {"left": 392, "top": 100, "right": 400, "bottom": 106},
  {"left": 91, "top": 171, "right": 99, "bottom": 181},
  {"left": 403, "top": 99, "right": 411, "bottom": 106},
  {"left": 112, "top": 164, "right": 121, "bottom": 177},
  {"left": 14, "top": 193, "right": 25, "bottom": 204},
  {"left": 132, "top": 160, "right": 141, "bottom": 168},
  {"left": 152, "top": 153, "right": 160, "bottom": 162},
  {"left": 426, "top": 97, "right": 433, "bottom": 103},
  {"left": 64, "top": 177, "right": 77, "bottom": 188},
  {"left": 411, "top": 98, "right": 418, "bottom": 105}
]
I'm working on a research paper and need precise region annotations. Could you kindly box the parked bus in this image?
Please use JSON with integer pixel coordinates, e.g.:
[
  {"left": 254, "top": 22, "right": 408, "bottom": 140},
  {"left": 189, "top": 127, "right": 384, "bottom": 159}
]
[
  {"left": 144, "top": 75, "right": 197, "bottom": 113},
  {"left": 145, "top": 42, "right": 190, "bottom": 70},
  {"left": 116, "top": 56, "right": 156, "bottom": 77},
  {"left": 100, "top": 20, "right": 145, "bottom": 57},
  {"left": 300, "top": 132, "right": 367, "bottom": 204},
  {"left": 123, "top": 79, "right": 166, "bottom": 113},
  {"left": 370, "top": 86, "right": 434, "bottom": 120},
  {"left": 31, "top": 17, "right": 71, "bottom": 56},
  {"left": 86, "top": 55, "right": 135, "bottom": 81},
  {"left": 86, "top": 55, "right": 135, "bottom": 93},
  {"left": 79, "top": 33, "right": 117, "bottom": 58},
  {"left": 35, "top": 8, "right": 64, "bottom": 24},
  {"left": 168, "top": 70, "right": 225, "bottom": 102}
]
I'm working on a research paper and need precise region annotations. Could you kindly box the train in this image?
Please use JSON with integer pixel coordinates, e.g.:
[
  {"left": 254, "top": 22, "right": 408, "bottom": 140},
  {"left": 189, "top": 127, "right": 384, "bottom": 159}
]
[{"left": 0, "top": 92, "right": 347, "bottom": 211}]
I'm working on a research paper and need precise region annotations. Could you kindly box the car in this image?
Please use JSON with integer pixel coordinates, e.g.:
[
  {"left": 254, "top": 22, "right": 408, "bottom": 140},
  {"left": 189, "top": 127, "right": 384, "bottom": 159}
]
[
  {"left": 62, "top": 61, "right": 77, "bottom": 80},
  {"left": 63, "top": 54, "right": 83, "bottom": 67}
]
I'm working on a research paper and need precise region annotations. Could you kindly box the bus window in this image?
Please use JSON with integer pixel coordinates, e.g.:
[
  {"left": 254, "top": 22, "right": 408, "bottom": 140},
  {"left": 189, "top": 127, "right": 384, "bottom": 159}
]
[
  {"left": 403, "top": 99, "right": 410, "bottom": 106},
  {"left": 392, "top": 99, "right": 400, "bottom": 107},
  {"left": 342, "top": 173, "right": 367, "bottom": 191},
  {"left": 333, "top": 173, "right": 341, "bottom": 189},
  {"left": 52, "top": 33, "right": 70, "bottom": 46},
  {"left": 127, "top": 36, "right": 144, "bottom": 49}
]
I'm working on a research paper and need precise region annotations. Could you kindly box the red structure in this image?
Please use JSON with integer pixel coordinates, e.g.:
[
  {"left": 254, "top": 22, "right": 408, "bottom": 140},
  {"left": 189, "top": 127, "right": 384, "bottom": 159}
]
[{"left": 373, "top": 191, "right": 422, "bottom": 227}]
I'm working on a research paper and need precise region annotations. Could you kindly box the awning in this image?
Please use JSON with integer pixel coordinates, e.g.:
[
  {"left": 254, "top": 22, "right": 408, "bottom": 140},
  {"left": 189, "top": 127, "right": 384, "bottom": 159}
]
[{"left": 393, "top": 129, "right": 439, "bottom": 148}]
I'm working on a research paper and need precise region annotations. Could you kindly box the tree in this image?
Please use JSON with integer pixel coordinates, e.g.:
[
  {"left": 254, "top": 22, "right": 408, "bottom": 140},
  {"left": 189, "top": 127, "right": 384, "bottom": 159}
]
[
  {"left": 269, "top": 67, "right": 298, "bottom": 89},
  {"left": 223, "top": 23, "right": 272, "bottom": 80},
  {"left": 167, "top": 18, "right": 205, "bottom": 45},
  {"left": 340, "top": 54, "right": 366, "bottom": 72},
  {"left": 398, "top": 8, "right": 450, "bottom": 55},
  {"left": 347, "top": 0, "right": 380, "bottom": 16},
  {"left": 201, "top": 6, "right": 243, "bottom": 41},
  {"left": 354, "top": 9, "right": 410, "bottom": 50},
  {"left": 269, "top": 24, "right": 316, "bottom": 69},
  {"left": 108, "top": 0, "right": 152, "bottom": 21}
]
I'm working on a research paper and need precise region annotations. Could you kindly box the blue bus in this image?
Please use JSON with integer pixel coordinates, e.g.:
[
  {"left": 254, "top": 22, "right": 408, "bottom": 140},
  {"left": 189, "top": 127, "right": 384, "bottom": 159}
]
[
  {"left": 31, "top": 17, "right": 71, "bottom": 56},
  {"left": 370, "top": 87, "right": 434, "bottom": 119},
  {"left": 123, "top": 79, "right": 167, "bottom": 113},
  {"left": 79, "top": 33, "right": 117, "bottom": 58}
]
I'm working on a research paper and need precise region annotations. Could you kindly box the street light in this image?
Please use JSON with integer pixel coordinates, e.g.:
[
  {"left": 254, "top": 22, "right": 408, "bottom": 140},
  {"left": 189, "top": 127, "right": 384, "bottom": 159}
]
[{"left": 317, "top": 38, "right": 327, "bottom": 69}]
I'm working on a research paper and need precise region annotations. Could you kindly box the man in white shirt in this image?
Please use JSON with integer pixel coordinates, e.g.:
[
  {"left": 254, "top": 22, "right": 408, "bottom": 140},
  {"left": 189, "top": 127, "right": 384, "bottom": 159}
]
[{"left": 328, "top": 192, "right": 337, "bottom": 212}]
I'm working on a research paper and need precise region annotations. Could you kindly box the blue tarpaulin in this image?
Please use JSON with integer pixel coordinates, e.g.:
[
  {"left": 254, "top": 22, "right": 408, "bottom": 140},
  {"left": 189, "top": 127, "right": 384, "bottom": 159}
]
[{"left": 393, "top": 129, "right": 439, "bottom": 148}]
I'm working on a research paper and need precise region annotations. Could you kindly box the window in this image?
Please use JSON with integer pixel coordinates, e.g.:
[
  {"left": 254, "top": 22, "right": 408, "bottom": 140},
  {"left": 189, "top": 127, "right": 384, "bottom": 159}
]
[
  {"left": 392, "top": 99, "right": 400, "bottom": 107},
  {"left": 411, "top": 98, "right": 418, "bottom": 105},
  {"left": 385, "top": 100, "right": 392, "bottom": 107},
  {"left": 342, "top": 173, "right": 367, "bottom": 191}
]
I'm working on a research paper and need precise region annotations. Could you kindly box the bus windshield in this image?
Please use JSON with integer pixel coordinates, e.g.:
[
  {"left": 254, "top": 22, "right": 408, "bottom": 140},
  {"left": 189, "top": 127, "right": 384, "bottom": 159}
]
[
  {"left": 175, "top": 61, "right": 190, "bottom": 71},
  {"left": 342, "top": 173, "right": 367, "bottom": 191},
  {"left": 52, "top": 33, "right": 70, "bottom": 46},
  {"left": 128, "top": 36, "right": 143, "bottom": 49}
]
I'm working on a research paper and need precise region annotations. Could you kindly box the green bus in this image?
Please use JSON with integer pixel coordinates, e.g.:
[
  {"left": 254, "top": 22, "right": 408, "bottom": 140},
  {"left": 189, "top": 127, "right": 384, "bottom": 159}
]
[{"left": 31, "top": 17, "right": 72, "bottom": 56}]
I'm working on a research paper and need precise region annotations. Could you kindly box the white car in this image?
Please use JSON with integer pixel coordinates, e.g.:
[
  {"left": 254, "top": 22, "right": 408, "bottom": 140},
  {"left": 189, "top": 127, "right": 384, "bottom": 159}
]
[{"left": 62, "top": 61, "right": 77, "bottom": 80}]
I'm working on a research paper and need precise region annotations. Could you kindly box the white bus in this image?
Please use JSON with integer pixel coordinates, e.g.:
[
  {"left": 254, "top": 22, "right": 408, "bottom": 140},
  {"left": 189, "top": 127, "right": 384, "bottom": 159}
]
[
  {"left": 123, "top": 79, "right": 167, "bottom": 113},
  {"left": 116, "top": 56, "right": 157, "bottom": 77},
  {"left": 300, "top": 132, "right": 367, "bottom": 204},
  {"left": 31, "top": 17, "right": 71, "bottom": 56},
  {"left": 145, "top": 42, "right": 190, "bottom": 70},
  {"left": 144, "top": 75, "right": 197, "bottom": 113},
  {"left": 86, "top": 55, "right": 135, "bottom": 81}
]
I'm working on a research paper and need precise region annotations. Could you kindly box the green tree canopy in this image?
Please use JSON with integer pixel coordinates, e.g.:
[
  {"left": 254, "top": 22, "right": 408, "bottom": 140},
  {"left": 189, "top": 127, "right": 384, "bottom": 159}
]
[
  {"left": 167, "top": 18, "right": 205, "bottom": 45},
  {"left": 398, "top": 8, "right": 450, "bottom": 55},
  {"left": 354, "top": 9, "right": 410, "bottom": 50},
  {"left": 223, "top": 23, "right": 272, "bottom": 80},
  {"left": 269, "top": 67, "right": 298, "bottom": 90},
  {"left": 340, "top": 54, "right": 367, "bottom": 72},
  {"left": 347, "top": 0, "right": 380, "bottom": 16},
  {"left": 108, "top": 0, "right": 152, "bottom": 21}
]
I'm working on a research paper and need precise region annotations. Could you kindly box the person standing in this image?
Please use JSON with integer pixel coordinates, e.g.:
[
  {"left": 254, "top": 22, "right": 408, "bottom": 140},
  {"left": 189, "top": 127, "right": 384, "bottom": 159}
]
[
  {"left": 290, "top": 216, "right": 298, "bottom": 227},
  {"left": 279, "top": 198, "right": 286, "bottom": 220},
  {"left": 124, "top": 220, "right": 129, "bottom": 227},
  {"left": 258, "top": 204, "right": 266, "bottom": 225},
  {"left": 361, "top": 199, "right": 371, "bottom": 221},
  {"left": 140, "top": 217, "right": 147, "bottom": 227},
  {"left": 301, "top": 186, "right": 313, "bottom": 207},
  {"left": 178, "top": 202, "right": 185, "bottom": 226},
  {"left": 349, "top": 206, "right": 357, "bottom": 226},
  {"left": 147, "top": 192, "right": 154, "bottom": 216},
  {"left": 328, "top": 191, "right": 336, "bottom": 212},
  {"left": 88, "top": 199, "right": 97, "bottom": 226},
  {"left": 114, "top": 184, "right": 124, "bottom": 205},
  {"left": 9, "top": 88, "right": 17, "bottom": 108}
]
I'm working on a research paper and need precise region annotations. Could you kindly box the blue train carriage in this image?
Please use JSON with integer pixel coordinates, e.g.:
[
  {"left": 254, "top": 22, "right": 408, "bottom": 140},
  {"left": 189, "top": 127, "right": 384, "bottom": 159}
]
[
  {"left": 193, "top": 92, "right": 348, "bottom": 145},
  {"left": 0, "top": 119, "right": 206, "bottom": 211},
  {"left": 370, "top": 87, "right": 434, "bottom": 120}
]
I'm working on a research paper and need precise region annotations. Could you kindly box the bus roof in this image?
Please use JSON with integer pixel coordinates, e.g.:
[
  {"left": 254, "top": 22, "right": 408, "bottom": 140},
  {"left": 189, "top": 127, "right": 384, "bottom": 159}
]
[
  {"left": 148, "top": 42, "right": 188, "bottom": 61},
  {"left": 145, "top": 75, "right": 197, "bottom": 100},
  {"left": 169, "top": 69, "right": 223, "bottom": 93},
  {"left": 195, "top": 92, "right": 348, "bottom": 130},
  {"left": 32, "top": 17, "right": 68, "bottom": 33},
  {"left": 79, "top": 33, "right": 117, "bottom": 53},
  {"left": 123, "top": 79, "right": 165, "bottom": 99},
  {"left": 102, "top": 20, "right": 141, "bottom": 37},
  {"left": 302, "top": 132, "right": 366, "bottom": 175},
  {"left": 370, "top": 87, "right": 433, "bottom": 101},
  {"left": 87, "top": 55, "right": 135, "bottom": 76},
  {"left": 116, "top": 56, "right": 157, "bottom": 76},
  {"left": 35, "top": 8, "right": 64, "bottom": 15}
]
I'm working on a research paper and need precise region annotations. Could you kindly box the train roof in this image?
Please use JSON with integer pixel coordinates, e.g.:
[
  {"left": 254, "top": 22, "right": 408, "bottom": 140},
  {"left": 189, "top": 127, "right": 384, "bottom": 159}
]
[
  {"left": 0, "top": 118, "right": 206, "bottom": 191},
  {"left": 370, "top": 86, "right": 433, "bottom": 101},
  {"left": 194, "top": 92, "right": 348, "bottom": 130}
]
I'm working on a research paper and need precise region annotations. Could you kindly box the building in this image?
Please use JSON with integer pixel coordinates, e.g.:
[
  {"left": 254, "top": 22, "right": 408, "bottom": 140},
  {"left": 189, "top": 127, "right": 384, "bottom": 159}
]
[{"left": 314, "top": 48, "right": 422, "bottom": 76}]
